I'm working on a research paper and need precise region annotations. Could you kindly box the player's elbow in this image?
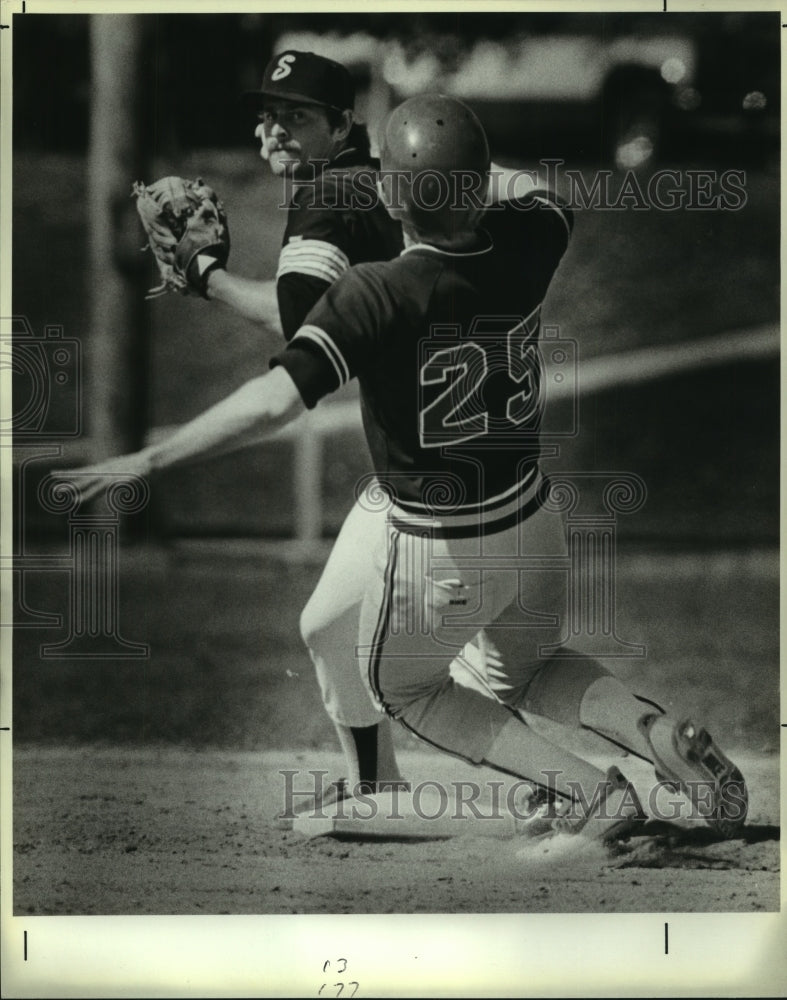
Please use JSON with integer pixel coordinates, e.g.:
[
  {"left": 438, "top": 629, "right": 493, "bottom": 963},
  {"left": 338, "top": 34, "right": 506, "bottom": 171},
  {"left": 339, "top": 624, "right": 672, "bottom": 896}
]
[{"left": 256, "top": 367, "right": 306, "bottom": 429}]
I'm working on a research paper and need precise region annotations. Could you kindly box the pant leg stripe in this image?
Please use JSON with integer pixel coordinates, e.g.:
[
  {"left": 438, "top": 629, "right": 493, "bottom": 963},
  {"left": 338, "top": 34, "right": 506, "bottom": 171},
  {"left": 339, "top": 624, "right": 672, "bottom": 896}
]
[
  {"left": 367, "top": 532, "right": 539, "bottom": 778},
  {"left": 367, "top": 530, "right": 400, "bottom": 710},
  {"left": 478, "top": 758, "right": 572, "bottom": 800},
  {"left": 367, "top": 529, "right": 485, "bottom": 765},
  {"left": 396, "top": 715, "right": 482, "bottom": 768},
  {"left": 396, "top": 700, "right": 527, "bottom": 771}
]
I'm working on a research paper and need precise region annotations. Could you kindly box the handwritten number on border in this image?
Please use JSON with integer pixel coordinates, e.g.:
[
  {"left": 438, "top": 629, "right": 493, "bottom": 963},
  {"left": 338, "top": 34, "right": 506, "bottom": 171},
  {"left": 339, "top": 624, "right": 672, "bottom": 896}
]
[{"left": 318, "top": 984, "right": 359, "bottom": 998}]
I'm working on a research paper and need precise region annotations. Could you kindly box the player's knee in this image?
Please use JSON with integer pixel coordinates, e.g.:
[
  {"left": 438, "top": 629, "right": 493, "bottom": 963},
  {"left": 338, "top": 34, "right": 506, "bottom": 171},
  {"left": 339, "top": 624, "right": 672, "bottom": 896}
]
[{"left": 300, "top": 590, "right": 356, "bottom": 652}]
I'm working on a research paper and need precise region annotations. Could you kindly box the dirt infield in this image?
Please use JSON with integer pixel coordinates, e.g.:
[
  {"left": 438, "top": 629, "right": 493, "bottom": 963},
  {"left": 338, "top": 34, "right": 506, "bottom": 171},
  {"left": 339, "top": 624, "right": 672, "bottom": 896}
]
[{"left": 13, "top": 745, "right": 779, "bottom": 916}]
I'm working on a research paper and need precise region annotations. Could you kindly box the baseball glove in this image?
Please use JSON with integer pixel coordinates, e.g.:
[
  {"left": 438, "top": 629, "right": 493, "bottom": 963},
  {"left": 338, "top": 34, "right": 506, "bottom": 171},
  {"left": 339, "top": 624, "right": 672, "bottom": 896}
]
[{"left": 132, "top": 176, "right": 230, "bottom": 299}]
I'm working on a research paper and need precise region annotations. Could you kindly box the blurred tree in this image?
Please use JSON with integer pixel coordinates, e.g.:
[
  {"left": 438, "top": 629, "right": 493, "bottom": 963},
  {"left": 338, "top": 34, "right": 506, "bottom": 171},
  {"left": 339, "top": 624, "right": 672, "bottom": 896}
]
[{"left": 88, "top": 15, "right": 150, "bottom": 457}]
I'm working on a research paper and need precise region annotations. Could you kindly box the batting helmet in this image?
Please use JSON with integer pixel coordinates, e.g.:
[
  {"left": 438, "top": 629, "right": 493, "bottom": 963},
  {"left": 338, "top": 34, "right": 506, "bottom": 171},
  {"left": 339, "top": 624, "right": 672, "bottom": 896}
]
[{"left": 378, "top": 94, "right": 490, "bottom": 240}]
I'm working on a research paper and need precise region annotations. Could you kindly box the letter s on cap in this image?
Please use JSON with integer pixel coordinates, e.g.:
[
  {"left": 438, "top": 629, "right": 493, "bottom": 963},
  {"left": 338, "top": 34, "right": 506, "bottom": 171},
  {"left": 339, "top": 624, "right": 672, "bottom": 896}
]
[{"left": 271, "top": 54, "right": 296, "bottom": 81}]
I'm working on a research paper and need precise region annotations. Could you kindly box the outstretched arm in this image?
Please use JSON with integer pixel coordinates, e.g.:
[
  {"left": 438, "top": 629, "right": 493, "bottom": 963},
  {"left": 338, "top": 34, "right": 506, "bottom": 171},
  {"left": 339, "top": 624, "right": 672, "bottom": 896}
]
[
  {"left": 205, "top": 271, "right": 283, "bottom": 332},
  {"left": 57, "top": 366, "right": 305, "bottom": 504}
]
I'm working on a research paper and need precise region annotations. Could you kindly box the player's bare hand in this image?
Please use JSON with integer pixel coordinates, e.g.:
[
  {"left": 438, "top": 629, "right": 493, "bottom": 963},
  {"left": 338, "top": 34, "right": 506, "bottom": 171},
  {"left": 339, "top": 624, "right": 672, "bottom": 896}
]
[{"left": 51, "top": 449, "right": 154, "bottom": 506}]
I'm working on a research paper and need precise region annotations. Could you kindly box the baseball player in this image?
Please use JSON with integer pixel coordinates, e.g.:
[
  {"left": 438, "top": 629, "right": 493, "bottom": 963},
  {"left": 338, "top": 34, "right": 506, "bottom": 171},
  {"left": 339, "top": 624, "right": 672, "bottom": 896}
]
[{"left": 64, "top": 94, "right": 747, "bottom": 844}]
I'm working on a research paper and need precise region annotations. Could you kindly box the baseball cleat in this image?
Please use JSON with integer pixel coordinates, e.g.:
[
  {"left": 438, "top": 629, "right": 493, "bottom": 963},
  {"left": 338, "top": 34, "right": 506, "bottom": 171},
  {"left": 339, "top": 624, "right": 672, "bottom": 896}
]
[
  {"left": 641, "top": 715, "right": 748, "bottom": 838},
  {"left": 274, "top": 778, "right": 352, "bottom": 830},
  {"left": 516, "top": 768, "right": 645, "bottom": 845},
  {"left": 511, "top": 785, "right": 565, "bottom": 839},
  {"left": 562, "top": 766, "right": 646, "bottom": 844}
]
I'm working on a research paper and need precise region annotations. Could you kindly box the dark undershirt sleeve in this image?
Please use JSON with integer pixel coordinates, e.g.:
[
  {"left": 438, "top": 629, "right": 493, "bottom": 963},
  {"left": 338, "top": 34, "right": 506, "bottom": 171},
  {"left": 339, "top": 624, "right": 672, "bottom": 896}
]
[{"left": 276, "top": 272, "right": 333, "bottom": 342}]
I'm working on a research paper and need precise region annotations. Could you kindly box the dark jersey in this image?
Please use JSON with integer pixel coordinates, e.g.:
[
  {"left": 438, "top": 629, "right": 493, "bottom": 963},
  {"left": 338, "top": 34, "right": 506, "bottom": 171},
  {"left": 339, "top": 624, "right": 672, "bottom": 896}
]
[
  {"left": 272, "top": 192, "right": 573, "bottom": 516},
  {"left": 276, "top": 147, "right": 404, "bottom": 339}
]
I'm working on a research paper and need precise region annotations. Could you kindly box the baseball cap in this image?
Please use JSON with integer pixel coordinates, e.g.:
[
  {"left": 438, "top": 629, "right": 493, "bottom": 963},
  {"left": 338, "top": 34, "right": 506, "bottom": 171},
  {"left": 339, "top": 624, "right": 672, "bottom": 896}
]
[{"left": 242, "top": 50, "right": 355, "bottom": 112}]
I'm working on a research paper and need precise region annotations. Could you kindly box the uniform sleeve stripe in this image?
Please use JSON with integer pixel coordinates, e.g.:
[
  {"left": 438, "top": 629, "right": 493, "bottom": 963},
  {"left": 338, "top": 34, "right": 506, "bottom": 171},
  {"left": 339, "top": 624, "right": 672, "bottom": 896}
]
[
  {"left": 291, "top": 324, "right": 351, "bottom": 387},
  {"left": 280, "top": 239, "right": 351, "bottom": 268},
  {"left": 276, "top": 240, "right": 350, "bottom": 283},
  {"left": 280, "top": 249, "right": 350, "bottom": 270},
  {"left": 277, "top": 260, "right": 345, "bottom": 283},
  {"left": 533, "top": 195, "right": 572, "bottom": 240}
]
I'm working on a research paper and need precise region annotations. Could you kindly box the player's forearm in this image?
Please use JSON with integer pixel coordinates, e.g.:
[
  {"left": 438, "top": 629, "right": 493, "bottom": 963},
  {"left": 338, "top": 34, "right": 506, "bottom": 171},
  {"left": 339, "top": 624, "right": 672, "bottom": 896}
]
[
  {"left": 147, "top": 368, "right": 303, "bottom": 474},
  {"left": 205, "top": 271, "right": 283, "bottom": 333}
]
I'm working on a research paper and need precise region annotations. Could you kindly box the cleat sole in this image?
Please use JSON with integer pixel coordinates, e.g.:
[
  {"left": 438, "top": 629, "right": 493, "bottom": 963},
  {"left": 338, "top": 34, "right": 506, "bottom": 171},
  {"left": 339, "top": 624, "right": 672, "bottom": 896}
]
[{"left": 644, "top": 716, "right": 748, "bottom": 838}]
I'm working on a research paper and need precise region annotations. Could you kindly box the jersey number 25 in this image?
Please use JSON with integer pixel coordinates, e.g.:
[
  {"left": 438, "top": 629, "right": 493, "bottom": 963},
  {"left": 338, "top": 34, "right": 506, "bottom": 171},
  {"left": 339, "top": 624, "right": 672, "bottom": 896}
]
[{"left": 419, "top": 311, "right": 544, "bottom": 448}]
